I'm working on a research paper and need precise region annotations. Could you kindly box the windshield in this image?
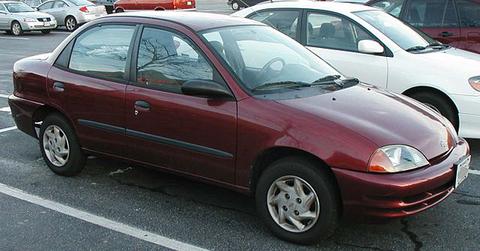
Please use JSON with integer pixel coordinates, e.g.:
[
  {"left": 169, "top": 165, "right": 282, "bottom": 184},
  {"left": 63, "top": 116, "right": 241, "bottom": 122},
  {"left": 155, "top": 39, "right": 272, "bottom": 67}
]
[
  {"left": 201, "top": 25, "right": 344, "bottom": 94},
  {"left": 5, "top": 2, "right": 35, "bottom": 12},
  {"left": 355, "top": 10, "right": 437, "bottom": 51},
  {"left": 69, "top": 0, "right": 93, "bottom": 6}
]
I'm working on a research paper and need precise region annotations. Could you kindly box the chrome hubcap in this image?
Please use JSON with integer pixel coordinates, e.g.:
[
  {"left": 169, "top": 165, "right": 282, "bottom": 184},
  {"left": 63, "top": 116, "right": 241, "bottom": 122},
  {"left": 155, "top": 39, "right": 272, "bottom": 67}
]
[
  {"left": 12, "top": 23, "right": 21, "bottom": 35},
  {"left": 66, "top": 18, "right": 75, "bottom": 31},
  {"left": 43, "top": 125, "right": 70, "bottom": 167},
  {"left": 267, "top": 176, "right": 320, "bottom": 233},
  {"left": 232, "top": 2, "right": 238, "bottom": 9}
]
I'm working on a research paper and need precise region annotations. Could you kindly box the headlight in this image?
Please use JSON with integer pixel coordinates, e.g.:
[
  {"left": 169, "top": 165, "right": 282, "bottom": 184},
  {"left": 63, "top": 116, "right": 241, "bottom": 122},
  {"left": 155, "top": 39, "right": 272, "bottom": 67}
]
[
  {"left": 469, "top": 76, "right": 480, "bottom": 92},
  {"left": 23, "top": 18, "right": 37, "bottom": 22},
  {"left": 368, "top": 145, "right": 429, "bottom": 173}
]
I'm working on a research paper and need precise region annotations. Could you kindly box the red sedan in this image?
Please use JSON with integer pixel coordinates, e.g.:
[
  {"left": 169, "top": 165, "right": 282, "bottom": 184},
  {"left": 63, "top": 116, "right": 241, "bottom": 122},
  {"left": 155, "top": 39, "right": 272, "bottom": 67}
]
[
  {"left": 8, "top": 12, "right": 471, "bottom": 244},
  {"left": 113, "top": 0, "right": 195, "bottom": 12}
]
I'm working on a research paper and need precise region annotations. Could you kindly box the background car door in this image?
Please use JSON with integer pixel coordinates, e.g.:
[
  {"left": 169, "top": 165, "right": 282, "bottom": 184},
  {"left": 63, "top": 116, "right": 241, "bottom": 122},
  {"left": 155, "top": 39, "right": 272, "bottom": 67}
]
[
  {"left": 402, "top": 0, "right": 461, "bottom": 47},
  {"left": 0, "top": 4, "right": 8, "bottom": 29},
  {"left": 47, "top": 24, "right": 136, "bottom": 156},
  {"left": 125, "top": 27, "right": 237, "bottom": 183},
  {"left": 45, "top": 0, "right": 68, "bottom": 25},
  {"left": 456, "top": 0, "right": 480, "bottom": 53},
  {"left": 303, "top": 11, "right": 388, "bottom": 88}
]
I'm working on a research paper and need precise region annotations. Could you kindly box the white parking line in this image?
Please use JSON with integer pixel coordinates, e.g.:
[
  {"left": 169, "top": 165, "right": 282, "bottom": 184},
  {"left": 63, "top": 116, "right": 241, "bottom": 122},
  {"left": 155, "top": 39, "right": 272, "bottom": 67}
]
[
  {"left": 0, "top": 107, "right": 11, "bottom": 113},
  {"left": 0, "top": 126, "right": 17, "bottom": 134},
  {"left": 0, "top": 182, "right": 208, "bottom": 251},
  {"left": 0, "top": 94, "right": 10, "bottom": 99},
  {"left": 469, "top": 169, "right": 480, "bottom": 175},
  {"left": 0, "top": 37, "right": 29, "bottom": 40}
]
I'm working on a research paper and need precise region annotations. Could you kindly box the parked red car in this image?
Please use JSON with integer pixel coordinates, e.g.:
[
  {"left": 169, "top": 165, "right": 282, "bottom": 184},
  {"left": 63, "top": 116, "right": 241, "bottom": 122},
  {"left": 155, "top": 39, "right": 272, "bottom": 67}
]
[
  {"left": 366, "top": 0, "right": 480, "bottom": 54},
  {"left": 8, "top": 12, "right": 471, "bottom": 244},
  {"left": 113, "top": 0, "right": 195, "bottom": 12}
]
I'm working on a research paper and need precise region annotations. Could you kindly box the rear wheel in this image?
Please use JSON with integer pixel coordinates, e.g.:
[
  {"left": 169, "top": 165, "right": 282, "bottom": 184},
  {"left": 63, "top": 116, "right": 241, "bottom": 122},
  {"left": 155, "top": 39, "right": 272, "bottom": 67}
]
[
  {"left": 409, "top": 92, "right": 458, "bottom": 130},
  {"left": 255, "top": 157, "right": 339, "bottom": 244},
  {"left": 11, "top": 21, "right": 23, "bottom": 36},
  {"left": 65, "top": 16, "right": 77, "bottom": 32},
  {"left": 39, "top": 114, "right": 85, "bottom": 176}
]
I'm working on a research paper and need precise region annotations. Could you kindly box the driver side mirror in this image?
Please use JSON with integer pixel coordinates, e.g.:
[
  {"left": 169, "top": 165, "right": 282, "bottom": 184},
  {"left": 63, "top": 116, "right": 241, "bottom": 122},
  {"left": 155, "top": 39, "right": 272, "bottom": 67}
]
[
  {"left": 358, "top": 40, "right": 384, "bottom": 54},
  {"left": 181, "top": 80, "right": 233, "bottom": 99}
]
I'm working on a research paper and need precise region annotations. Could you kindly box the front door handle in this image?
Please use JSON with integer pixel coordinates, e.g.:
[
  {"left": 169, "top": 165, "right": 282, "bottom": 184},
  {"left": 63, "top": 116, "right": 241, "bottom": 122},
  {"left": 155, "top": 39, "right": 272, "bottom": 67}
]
[
  {"left": 134, "top": 100, "right": 150, "bottom": 111},
  {"left": 53, "top": 82, "right": 64, "bottom": 92},
  {"left": 439, "top": 31, "right": 454, "bottom": 37}
]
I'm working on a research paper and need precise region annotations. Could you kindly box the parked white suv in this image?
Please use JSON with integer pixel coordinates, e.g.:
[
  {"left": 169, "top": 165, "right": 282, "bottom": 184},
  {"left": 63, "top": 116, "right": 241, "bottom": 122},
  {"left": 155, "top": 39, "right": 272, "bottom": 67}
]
[{"left": 233, "top": 2, "right": 480, "bottom": 139}]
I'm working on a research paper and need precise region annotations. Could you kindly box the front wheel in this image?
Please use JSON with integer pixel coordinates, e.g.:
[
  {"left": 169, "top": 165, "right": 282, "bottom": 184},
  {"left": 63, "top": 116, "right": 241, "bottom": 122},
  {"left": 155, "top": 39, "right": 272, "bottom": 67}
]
[
  {"left": 11, "top": 21, "right": 23, "bottom": 36},
  {"left": 231, "top": 1, "right": 240, "bottom": 11},
  {"left": 409, "top": 92, "right": 458, "bottom": 130},
  {"left": 39, "top": 114, "right": 85, "bottom": 176},
  {"left": 255, "top": 157, "right": 340, "bottom": 244}
]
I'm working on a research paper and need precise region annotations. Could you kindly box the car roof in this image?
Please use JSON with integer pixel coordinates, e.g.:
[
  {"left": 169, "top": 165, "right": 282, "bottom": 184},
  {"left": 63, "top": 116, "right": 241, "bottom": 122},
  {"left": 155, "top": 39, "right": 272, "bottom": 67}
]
[
  {"left": 113, "top": 11, "right": 264, "bottom": 32},
  {"left": 243, "top": 1, "right": 375, "bottom": 13}
]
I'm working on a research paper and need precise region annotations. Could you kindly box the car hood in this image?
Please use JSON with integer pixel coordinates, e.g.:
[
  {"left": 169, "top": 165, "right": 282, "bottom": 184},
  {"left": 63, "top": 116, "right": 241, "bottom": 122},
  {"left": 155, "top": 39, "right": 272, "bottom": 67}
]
[
  {"left": 12, "top": 11, "right": 53, "bottom": 19},
  {"left": 277, "top": 84, "right": 457, "bottom": 160}
]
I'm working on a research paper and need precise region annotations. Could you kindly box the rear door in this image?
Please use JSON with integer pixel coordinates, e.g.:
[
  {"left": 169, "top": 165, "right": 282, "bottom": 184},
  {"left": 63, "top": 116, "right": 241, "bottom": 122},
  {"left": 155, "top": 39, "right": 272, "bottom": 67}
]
[
  {"left": 125, "top": 25, "right": 237, "bottom": 183},
  {"left": 402, "top": 0, "right": 461, "bottom": 46},
  {"left": 303, "top": 11, "right": 388, "bottom": 88},
  {"left": 47, "top": 24, "right": 137, "bottom": 156},
  {"left": 456, "top": 0, "right": 480, "bottom": 53}
]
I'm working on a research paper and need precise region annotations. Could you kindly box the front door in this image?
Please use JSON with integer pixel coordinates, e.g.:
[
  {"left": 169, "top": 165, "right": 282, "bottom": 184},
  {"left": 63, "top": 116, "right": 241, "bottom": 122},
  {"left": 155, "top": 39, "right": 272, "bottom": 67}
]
[
  {"left": 125, "top": 26, "right": 237, "bottom": 183},
  {"left": 304, "top": 11, "right": 388, "bottom": 88}
]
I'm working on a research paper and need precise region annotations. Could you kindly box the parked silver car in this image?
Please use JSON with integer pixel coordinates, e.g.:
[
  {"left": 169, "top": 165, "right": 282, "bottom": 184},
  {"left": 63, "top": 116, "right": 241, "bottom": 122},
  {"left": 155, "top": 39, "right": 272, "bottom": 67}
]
[
  {"left": 0, "top": 1, "right": 56, "bottom": 35},
  {"left": 36, "top": 0, "right": 106, "bottom": 31}
]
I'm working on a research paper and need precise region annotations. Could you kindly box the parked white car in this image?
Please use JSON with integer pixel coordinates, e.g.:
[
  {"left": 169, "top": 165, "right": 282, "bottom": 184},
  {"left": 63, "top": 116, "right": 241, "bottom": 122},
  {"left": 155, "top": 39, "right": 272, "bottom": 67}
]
[{"left": 233, "top": 2, "right": 480, "bottom": 139}]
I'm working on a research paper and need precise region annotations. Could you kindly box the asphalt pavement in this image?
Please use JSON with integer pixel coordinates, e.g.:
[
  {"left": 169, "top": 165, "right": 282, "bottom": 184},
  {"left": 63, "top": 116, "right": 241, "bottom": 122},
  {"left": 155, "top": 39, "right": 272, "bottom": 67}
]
[{"left": 0, "top": 1, "right": 479, "bottom": 250}]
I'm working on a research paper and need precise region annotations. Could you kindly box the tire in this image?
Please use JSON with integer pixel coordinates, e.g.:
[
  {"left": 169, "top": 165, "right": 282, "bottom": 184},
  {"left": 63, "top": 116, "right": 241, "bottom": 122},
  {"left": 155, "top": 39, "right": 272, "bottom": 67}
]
[
  {"left": 409, "top": 92, "right": 458, "bottom": 130},
  {"left": 115, "top": 8, "right": 124, "bottom": 13},
  {"left": 39, "top": 113, "right": 85, "bottom": 176},
  {"left": 255, "top": 157, "right": 340, "bottom": 244},
  {"left": 231, "top": 1, "right": 240, "bottom": 11},
  {"left": 65, "top": 16, "right": 77, "bottom": 32},
  {"left": 11, "top": 21, "right": 23, "bottom": 36},
  {"left": 41, "top": 30, "right": 51, "bottom": 34}
]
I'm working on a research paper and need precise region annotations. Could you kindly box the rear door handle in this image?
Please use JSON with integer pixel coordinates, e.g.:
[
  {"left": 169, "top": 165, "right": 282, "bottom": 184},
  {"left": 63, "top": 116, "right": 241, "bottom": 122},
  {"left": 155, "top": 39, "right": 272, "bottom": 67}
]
[
  {"left": 134, "top": 100, "right": 150, "bottom": 111},
  {"left": 53, "top": 82, "right": 64, "bottom": 92},
  {"left": 439, "top": 31, "right": 454, "bottom": 37}
]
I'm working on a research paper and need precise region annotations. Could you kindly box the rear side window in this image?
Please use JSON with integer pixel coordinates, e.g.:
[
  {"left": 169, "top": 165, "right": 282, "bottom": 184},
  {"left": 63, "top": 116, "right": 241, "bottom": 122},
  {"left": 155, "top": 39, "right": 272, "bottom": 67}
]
[
  {"left": 456, "top": 0, "right": 480, "bottom": 27},
  {"left": 370, "top": 0, "right": 405, "bottom": 17},
  {"left": 53, "top": 0, "right": 67, "bottom": 8},
  {"left": 69, "top": 25, "right": 135, "bottom": 80},
  {"left": 249, "top": 10, "right": 300, "bottom": 39},
  {"left": 404, "top": 0, "right": 458, "bottom": 28}
]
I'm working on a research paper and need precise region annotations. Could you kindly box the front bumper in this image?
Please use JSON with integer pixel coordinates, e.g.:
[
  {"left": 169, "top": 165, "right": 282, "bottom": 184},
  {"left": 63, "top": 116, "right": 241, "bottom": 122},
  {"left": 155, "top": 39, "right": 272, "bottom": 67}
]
[
  {"left": 332, "top": 138, "right": 470, "bottom": 218},
  {"left": 20, "top": 20, "right": 57, "bottom": 31},
  {"left": 452, "top": 94, "right": 480, "bottom": 139}
]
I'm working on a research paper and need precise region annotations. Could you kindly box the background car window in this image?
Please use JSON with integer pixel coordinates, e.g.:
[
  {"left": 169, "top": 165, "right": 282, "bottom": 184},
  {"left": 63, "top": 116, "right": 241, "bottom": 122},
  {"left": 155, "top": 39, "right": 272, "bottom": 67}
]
[
  {"left": 456, "top": 0, "right": 480, "bottom": 27},
  {"left": 69, "top": 25, "right": 135, "bottom": 80},
  {"left": 370, "top": 0, "right": 405, "bottom": 17},
  {"left": 249, "top": 10, "right": 300, "bottom": 39},
  {"left": 306, "top": 12, "right": 375, "bottom": 52},
  {"left": 53, "top": 0, "right": 67, "bottom": 8},
  {"left": 404, "top": 0, "right": 458, "bottom": 27},
  {"left": 38, "top": 1, "right": 54, "bottom": 10},
  {"left": 136, "top": 27, "right": 214, "bottom": 94}
]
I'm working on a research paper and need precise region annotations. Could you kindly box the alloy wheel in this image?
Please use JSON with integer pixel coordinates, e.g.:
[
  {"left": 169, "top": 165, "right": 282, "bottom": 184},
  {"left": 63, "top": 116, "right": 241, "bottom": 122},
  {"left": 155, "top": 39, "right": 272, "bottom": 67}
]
[
  {"left": 65, "top": 17, "right": 76, "bottom": 31},
  {"left": 42, "top": 125, "right": 70, "bottom": 167},
  {"left": 11, "top": 22, "right": 21, "bottom": 36},
  {"left": 267, "top": 175, "right": 320, "bottom": 233}
]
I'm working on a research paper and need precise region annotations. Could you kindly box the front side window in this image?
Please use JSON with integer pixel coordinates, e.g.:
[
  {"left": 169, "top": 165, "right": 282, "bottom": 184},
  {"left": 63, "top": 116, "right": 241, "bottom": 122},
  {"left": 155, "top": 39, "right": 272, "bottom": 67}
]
[
  {"left": 202, "top": 25, "right": 342, "bottom": 94},
  {"left": 0, "top": 4, "right": 6, "bottom": 12},
  {"left": 306, "top": 12, "right": 375, "bottom": 52},
  {"left": 69, "top": 25, "right": 135, "bottom": 80},
  {"left": 136, "top": 27, "right": 214, "bottom": 94},
  {"left": 249, "top": 10, "right": 300, "bottom": 39},
  {"left": 404, "top": 0, "right": 458, "bottom": 27},
  {"left": 456, "top": 0, "right": 480, "bottom": 27},
  {"left": 370, "top": 0, "right": 405, "bottom": 17}
]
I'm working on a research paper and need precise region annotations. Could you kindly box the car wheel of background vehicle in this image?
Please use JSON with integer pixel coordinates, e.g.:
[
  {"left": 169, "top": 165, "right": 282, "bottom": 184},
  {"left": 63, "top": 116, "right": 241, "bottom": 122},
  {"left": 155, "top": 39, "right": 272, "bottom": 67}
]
[
  {"left": 255, "top": 156, "right": 339, "bottom": 244},
  {"left": 231, "top": 1, "right": 240, "bottom": 11},
  {"left": 39, "top": 113, "right": 85, "bottom": 176},
  {"left": 11, "top": 21, "right": 23, "bottom": 36},
  {"left": 65, "top": 16, "right": 77, "bottom": 32},
  {"left": 41, "top": 30, "right": 51, "bottom": 34},
  {"left": 115, "top": 8, "right": 124, "bottom": 13},
  {"left": 409, "top": 92, "right": 458, "bottom": 130}
]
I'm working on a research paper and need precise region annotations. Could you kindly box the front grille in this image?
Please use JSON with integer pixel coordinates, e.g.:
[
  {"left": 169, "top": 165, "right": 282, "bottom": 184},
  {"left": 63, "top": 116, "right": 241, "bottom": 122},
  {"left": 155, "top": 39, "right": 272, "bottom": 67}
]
[{"left": 37, "top": 18, "right": 51, "bottom": 22}]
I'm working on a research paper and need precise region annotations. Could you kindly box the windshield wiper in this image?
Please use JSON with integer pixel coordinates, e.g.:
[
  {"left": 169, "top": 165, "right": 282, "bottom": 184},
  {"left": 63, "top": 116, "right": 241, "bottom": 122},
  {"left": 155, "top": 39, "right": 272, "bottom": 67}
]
[
  {"left": 251, "top": 81, "right": 310, "bottom": 91},
  {"left": 311, "top": 75, "right": 342, "bottom": 84},
  {"left": 311, "top": 75, "right": 359, "bottom": 88},
  {"left": 407, "top": 42, "right": 449, "bottom": 52},
  {"left": 406, "top": 45, "right": 427, "bottom": 52}
]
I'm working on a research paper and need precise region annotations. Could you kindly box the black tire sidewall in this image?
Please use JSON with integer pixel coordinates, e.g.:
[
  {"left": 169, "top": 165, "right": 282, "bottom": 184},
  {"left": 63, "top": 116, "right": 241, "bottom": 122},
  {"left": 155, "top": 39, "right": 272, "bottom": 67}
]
[
  {"left": 39, "top": 114, "right": 85, "bottom": 176},
  {"left": 410, "top": 92, "right": 458, "bottom": 130},
  {"left": 255, "top": 157, "right": 339, "bottom": 244}
]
